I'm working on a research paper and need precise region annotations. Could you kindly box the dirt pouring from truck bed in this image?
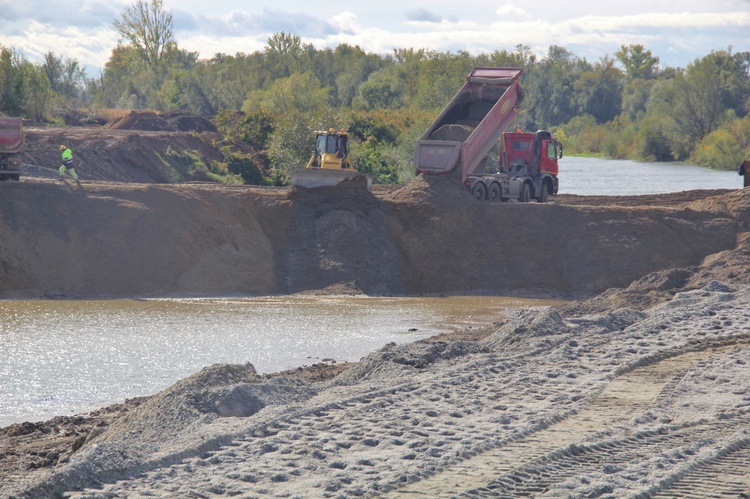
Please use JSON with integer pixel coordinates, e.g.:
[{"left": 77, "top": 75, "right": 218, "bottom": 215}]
[{"left": 2, "top": 172, "right": 750, "bottom": 498}]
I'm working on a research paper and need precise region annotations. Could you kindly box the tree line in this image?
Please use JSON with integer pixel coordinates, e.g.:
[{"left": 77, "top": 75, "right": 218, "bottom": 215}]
[{"left": 1, "top": 0, "right": 748, "bottom": 184}]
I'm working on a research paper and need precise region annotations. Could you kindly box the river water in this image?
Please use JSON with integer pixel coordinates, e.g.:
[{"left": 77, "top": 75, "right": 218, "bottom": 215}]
[
  {"left": 0, "top": 158, "right": 741, "bottom": 428},
  {"left": 0, "top": 295, "right": 560, "bottom": 427},
  {"left": 559, "top": 156, "right": 740, "bottom": 195}
]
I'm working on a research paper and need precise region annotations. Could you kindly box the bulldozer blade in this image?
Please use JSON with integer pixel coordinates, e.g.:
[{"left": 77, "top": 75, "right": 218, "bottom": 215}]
[{"left": 291, "top": 169, "right": 372, "bottom": 191}]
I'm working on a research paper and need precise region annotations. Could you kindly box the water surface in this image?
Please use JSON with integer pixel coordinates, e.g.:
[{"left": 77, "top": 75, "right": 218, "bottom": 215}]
[
  {"left": 0, "top": 295, "right": 560, "bottom": 427},
  {"left": 559, "top": 157, "right": 740, "bottom": 195}
]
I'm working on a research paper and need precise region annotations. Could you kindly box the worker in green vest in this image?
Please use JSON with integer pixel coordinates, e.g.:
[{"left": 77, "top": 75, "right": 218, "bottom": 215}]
[{"left": 59, "top": 145, "right": 80, "bottom": 184}]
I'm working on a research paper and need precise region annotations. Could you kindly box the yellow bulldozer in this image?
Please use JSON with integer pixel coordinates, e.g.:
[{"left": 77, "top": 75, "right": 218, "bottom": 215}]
[{"left": 291, "top": 128, "right": 372, "bottom": 190}]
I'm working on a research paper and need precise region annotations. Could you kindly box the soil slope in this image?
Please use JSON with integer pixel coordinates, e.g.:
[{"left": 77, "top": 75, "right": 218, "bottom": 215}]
[
  {"left": 1, "top": 175, "right": 748, "bottom": 299},
  {"left": 6, "top": 114, "right": 747, "bottom": 299}
]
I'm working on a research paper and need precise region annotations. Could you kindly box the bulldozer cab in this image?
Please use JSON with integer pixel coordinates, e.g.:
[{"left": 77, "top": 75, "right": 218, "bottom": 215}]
[
  {"left": 317, "top": 133, "right": 347, "bottom": 156},
  {"left": 308, "top": 129, "right": 352, "bottom": 170},
  {"left": 294, "top": 127, "right": 371, "bottom": 190}
]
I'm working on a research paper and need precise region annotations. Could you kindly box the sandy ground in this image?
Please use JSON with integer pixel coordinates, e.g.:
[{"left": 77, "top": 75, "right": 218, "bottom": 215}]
[{"left": 2, "top": 279, "right": 750, "bottom": 498}]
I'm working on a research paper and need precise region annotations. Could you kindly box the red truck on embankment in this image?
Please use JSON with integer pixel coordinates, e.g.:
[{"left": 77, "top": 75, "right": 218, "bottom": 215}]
[
  {"left": 0, "top": 116, "right": 24, "bottom": 181},
  {"left": 414, "top": 67, "right": 562, "bottom": 202}
]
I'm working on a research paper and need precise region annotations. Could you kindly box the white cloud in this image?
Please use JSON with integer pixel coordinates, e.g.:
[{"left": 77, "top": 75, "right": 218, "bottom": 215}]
[
  {"left": 330, "top": 12, "right": 360, "bottom": 35},
  {"left": 495, "top": 4, "right": 531, "bottom": 18},
  {"left": 2, "top": 1, "right": 748, "bottom": 73}
]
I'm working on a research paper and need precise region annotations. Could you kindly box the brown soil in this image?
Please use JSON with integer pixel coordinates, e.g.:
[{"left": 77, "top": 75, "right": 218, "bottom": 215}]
[{"left": 2, "top": 112, "right": 750, "bottom": 488}]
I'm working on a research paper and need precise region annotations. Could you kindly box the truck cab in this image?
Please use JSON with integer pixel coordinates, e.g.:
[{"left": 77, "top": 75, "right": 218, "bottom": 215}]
[{"left": 502, "top": 130, "right": 562, "bottom": 178}]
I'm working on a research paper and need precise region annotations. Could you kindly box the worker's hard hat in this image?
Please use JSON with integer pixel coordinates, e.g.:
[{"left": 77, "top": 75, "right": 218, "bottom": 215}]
[{"left": 59, "top": 145, "right": 66, "bottom": 151}]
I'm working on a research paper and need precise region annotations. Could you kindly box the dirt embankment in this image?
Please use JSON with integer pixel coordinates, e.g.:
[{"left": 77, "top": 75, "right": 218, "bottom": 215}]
[
  {"left": 7, "top": 113, "right": 748, "bottom": 300},
  {"left": 1, "top": 173, "right": 749, "bottom": 300},
  {"left": 20, "top": 110, "right": 231, "bottom": 184}
]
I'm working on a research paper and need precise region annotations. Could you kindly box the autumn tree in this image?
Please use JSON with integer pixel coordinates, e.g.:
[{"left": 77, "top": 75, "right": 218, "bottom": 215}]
[
  {"left": 112, "top": 0, "right": 175, "bottom": 69},
  {"left": 42, "top": 52, "right": 86, "bottom": 103}
]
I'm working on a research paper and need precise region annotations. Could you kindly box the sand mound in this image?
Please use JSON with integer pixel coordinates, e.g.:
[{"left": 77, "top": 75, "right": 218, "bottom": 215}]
[
  {"left": 91, "top": 363, "right": 317, "bottom": 448},
  {"left": 333, "top": 340, "right": 484, "bottom": 384},
  {"left": 384, "top": 173, "right": 476, "bottom": 208},
  {"left": 16, "top": 364, "right": 319, "bottom": 498}
]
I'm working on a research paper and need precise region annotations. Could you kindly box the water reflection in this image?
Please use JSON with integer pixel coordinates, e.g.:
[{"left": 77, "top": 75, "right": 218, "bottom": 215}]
[
  {"left": 0, "top": 295, "right": 562, "bottom": 427},
  {"left": 560, "top": 157, "right": 740, "bottom": 195}
]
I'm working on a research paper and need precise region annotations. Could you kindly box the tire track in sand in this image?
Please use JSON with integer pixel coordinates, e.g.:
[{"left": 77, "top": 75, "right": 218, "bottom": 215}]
[
  {"left": 648, "top": 437, "right": 750, "bottom": 499},
  {"left": 384, "top": 344, "right": 744, "bottom": 498}
]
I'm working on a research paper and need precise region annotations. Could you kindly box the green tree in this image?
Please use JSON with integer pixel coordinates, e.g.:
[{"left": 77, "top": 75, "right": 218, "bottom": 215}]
[
  {"left": 0, "top": 46, "right": 25, "bottom": 116},
  {"left": 574, "top": 56, "right": 623, "bottom": 123},
  {"left": 670, "top": 58, "right": 726, "bottom": 141},
  {"left": 42, "top": 52, "right": 86, "bottom": 103},
  {"left": 353, "top": 69, "right": 405, "bottom": 110},
  {"left": 690, "top": 116, "right": 750, "bottom": 169},
  {"left": 0, "top": 46, "right": 55, "bottom": 120},
  {"left": 112, "top": 0, "right": 174, "bottom": 69},
  {"left": 95, "top": 44, "right": 146, "bottom": 108},
  {"left": 635, "top": 114, "right": 674, "bottom": 161},
  {"left": 615, "top": 44, "right": 660, "bottom": 80},
  {"left": 215, "top": 109, "right": 275, "bottom": 150},
  {"left": 263, "top": 32, "right": 313, "bottom": 82},
  {"left": 621, "top": 78, "right": 656, "bottom": 119},
  {"left": 328, "top": 44, "right": 382, "bottom": 107},
  {"left": 22, "top": 63, "right": 54, "bottom": 122},
  {"left": 242, "top": 71, "right": 330, "bottom": 115},
  {"left": 522, "top": 46, "right": 582, "bottom": 129}
]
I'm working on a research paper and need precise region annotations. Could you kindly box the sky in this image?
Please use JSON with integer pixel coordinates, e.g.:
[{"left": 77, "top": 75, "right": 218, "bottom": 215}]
[{"left": 1, "top": 0, "right": 749, "bottom": 76}]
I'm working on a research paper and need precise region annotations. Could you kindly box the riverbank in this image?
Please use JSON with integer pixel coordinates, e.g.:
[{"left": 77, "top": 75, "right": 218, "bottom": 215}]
[{"left": 3, "top": 276, "right": 750, "bottom": 497}]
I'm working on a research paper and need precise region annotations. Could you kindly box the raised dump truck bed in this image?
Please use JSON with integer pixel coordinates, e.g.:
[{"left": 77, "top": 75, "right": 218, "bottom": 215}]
[
  {"left": 414, "top": 67, "right": 524, "bottom": 182},
  {"left": 0, "top": 116, "right": 24, "bottom": 181}
]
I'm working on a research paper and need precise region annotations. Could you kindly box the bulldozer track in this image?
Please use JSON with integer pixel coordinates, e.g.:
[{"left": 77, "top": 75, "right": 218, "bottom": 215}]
[
  {"left": 61, "top": 333, "right": 750, "bottom": 498},
  {"left": 473, "top": 413, "right": 750, "bottom": 498},
  {"left": 648, "top": 437, "right": 750, "bottom": 498},
  {"left": 384, "top": 344, "right": 750, "bottom": 498}
]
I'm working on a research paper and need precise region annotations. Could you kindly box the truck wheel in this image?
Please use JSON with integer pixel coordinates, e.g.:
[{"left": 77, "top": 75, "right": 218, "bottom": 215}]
[
  {"left": 536, "top": 185, "right": 548, "bottom": 203},
  {"left": 472, "top": 182, "right": 487, "bottom": 201},
  {"left": 519, "top": 183, "right": 530, "bottom": 202},
  {"left": 488, "top": 183, "right": 502, "bottom": 202}
]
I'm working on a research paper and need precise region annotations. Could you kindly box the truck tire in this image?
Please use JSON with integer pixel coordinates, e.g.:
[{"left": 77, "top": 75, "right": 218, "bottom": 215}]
[
  {"left": 519, "top": 182, "right": 531, "bottom": 202},
  {"left": 488, "top": 183, "right": 502, "bottom": 202},
  {"left": 472, "top": 182, "right": 487, "bottom": 201},
  {"left": 536, "top": 184, "right": 548, "bottom": 203}
]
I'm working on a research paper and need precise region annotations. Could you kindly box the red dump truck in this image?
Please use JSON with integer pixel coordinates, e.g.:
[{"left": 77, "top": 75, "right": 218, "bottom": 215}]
[
  {"left": 414, "top": 67, "right": 562, "bottom": 202},
  {"left": 0, "top": 116, "right": 23, "bottom": 181}
]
